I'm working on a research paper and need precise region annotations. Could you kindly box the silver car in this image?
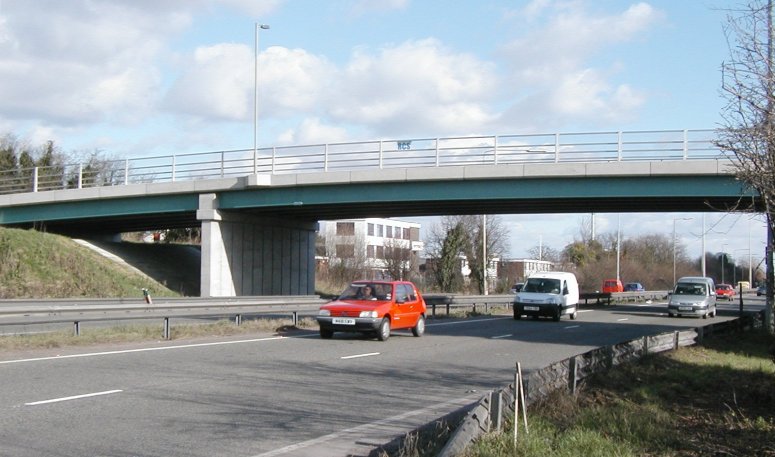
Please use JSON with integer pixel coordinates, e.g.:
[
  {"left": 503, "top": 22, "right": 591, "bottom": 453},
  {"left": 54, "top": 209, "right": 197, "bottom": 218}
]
[{"left": 667, "top": 276, "right": 717, "bottom": 319}]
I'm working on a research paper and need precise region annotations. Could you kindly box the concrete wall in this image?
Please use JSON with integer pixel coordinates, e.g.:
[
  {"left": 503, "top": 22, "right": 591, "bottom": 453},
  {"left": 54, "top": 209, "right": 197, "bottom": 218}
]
[{"left": 198, "top": 193, "right": 317, "bottom": 297}]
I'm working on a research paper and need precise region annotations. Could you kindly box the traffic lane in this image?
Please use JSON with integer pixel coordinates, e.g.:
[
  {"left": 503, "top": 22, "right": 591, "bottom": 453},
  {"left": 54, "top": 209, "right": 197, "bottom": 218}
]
[
  {"left": 0, "top": 307, "right": 747, "bottom": 457},
  {"left": 0, "top": 325, "right": 525, "bottom": 457}
]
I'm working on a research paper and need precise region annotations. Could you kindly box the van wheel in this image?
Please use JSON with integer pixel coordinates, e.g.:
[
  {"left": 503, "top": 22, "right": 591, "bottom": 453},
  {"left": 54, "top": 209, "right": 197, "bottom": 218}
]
[
  {"left": 702, "top": 312, "right": 708, "bottom": 319},
  {"left": 570, "top": 310, "right": 578, "bottom": 320},
  {"left": 553, "top": 310, "right": 561, "bottom": 322}
]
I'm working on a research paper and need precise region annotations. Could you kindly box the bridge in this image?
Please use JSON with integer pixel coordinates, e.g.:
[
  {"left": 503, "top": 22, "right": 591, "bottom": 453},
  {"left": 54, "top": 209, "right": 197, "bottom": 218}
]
[{"left": 0, "top": 128, "right": 760, "bottom": 297}]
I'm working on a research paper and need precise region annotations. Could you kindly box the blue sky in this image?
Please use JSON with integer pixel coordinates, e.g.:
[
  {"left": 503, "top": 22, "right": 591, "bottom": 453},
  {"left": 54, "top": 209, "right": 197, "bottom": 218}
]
[{"left": 0, "top": 0, "right": 766, "bottom": 268}]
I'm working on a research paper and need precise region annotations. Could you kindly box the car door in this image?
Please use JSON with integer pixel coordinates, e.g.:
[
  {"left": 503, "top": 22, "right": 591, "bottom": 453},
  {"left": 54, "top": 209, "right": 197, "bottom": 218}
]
[{"left": 393, "top": 283, "right": 420, "bottom": 329}]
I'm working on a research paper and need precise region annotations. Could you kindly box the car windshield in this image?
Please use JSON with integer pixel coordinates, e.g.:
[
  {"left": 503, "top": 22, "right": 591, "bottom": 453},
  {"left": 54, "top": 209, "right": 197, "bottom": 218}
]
[
  {"left": 338, "top": 283, "right": 392, "bottom": 301},
  {"left": 523, "top": 278, "right": 562, "bottom": 294},
  {"left": 675, "top": 283, "right": 707, "bottom": 295}
]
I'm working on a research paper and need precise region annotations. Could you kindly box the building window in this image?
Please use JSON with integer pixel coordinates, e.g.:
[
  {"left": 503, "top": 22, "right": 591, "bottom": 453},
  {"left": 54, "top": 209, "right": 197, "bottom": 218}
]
[
  {"left": 403, "top": 228, "right": 410, "bottom": 240},
  {"left": 367, "top": 245, "right": 375, "bottom": 258},
  {"left": 367, "top": 223, "right": 374, "bottom": 236},
  {"left": 376, "top": 245, "right": 384, "bottom": 259},
  {"left": 386, "top": 226, "right": 393, "bottom": 238},
  {"left": 376, "top": 225, "right": 383, "bottom": 237},
  {"left": 336, "top": 244, "right": 354, "bottom": 258},
  {"left": 336, "top": 222, "right": 355, "bottom": 236}
]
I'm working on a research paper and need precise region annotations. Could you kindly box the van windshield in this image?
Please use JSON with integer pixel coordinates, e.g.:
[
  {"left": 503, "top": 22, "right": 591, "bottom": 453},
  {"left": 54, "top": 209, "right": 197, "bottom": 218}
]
[
  {"left": 523, "top": 278, "right": 562, "bottom": 294},
  {"left": 675, "top": 283, "right": 707, "bottom": 296}
]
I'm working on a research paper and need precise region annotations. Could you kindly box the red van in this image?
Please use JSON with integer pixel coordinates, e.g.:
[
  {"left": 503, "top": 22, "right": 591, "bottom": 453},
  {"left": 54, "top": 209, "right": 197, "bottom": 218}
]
[{"left": 602, "top": 279, "right": 623, "bottom": 293}]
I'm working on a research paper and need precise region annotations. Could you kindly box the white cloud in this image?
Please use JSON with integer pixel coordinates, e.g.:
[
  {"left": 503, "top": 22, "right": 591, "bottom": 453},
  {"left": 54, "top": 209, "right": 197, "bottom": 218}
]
[
  {"left": 277, "top": 118, "right": 349, "bottom": 145},
  {"left": 329, "top": 39, "right": 498, "bottom": 136}
]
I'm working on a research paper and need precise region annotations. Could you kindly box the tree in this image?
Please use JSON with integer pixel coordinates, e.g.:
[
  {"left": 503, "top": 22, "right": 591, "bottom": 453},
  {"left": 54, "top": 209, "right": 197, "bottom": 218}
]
[
  {"left": 382, "top": 238, "right": 416, "bottom": 281},
  {"left": 436, "top": 222, "right": 466, "bottom": 292},
  {"left": 424, "top": 215, "right": 509, "bottom": 293},
  {"left": 716, "top": 0, "right": 775, "bottom": 332}
]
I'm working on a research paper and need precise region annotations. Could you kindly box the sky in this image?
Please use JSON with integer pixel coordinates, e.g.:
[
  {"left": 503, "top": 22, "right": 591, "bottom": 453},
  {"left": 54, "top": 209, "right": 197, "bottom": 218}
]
[{"left": 0, "top": 0, "right": 767, "bottom": 268}]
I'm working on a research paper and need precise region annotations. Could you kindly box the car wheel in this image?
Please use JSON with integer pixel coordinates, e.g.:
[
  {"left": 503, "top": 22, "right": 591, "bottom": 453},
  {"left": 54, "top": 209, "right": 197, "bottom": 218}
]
[
  {"left": 513, "top": 309, "right": 521, "bottom": 320},
  {"left": 320, "top": 328, "right": 333, "bottom": 339},
  {"left": 668, "top": 312, "right": 674, "bottom": 317},
  {"left": 377, "top": 318, "right": 391, "bottom": 341},
  {"left": 702, "top": 312, "right": 708, "bottom": 319},
  {"left": 411, "top": 315, "right": 425, "bottom": 337}
]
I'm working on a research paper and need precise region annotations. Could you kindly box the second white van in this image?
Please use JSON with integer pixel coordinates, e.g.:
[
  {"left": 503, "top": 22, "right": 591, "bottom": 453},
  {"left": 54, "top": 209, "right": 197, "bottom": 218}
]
[{"left": 513, "top": 272, "right": 580, "bottom": 321}]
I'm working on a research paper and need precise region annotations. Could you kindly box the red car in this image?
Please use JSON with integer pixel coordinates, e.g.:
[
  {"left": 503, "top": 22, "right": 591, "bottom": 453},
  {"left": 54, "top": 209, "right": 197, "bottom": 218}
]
[
  {"left": 316, "top": 281, "right": 427, "bottom": 341},
  {"left": 715, "top": 283, "right": 736, "bottom": 301}
]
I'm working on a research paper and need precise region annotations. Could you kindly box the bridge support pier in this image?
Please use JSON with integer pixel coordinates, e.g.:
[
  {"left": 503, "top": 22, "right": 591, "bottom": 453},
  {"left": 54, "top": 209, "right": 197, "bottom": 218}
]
[{"left": 197, "top": 193, "right": 316, "bottom": 297}]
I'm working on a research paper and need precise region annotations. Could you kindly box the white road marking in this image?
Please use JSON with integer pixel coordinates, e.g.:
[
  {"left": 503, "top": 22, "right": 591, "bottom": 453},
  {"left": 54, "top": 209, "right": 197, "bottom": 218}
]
[
  {"left": 578, "top": 309, "right": 594, "bottom": 313},
  {"left": 250, "top": 395, "right": 479, "bottom": 457},
  {"left": 564, "top": 325, "right": 580, "bottom": 329},
  {"left": 0, "top": 335, "right": 288, "bottom": 365},
  {"left": 491, "top": 334, "right": 512, "bottom": 339},
  {"left": 25, "top": 389, "right": 122, "bottom": 406},
  {"left": 617, "top": 318, "right": 629, "bottom": 322},
  {"left": 340, "top": 352, "right": 380, "bottom": 359}
]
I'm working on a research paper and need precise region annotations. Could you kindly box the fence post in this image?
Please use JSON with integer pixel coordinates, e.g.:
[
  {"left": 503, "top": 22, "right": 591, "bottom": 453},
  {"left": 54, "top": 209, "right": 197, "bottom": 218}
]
[
  {"left": 124, "top": 159, "right": 129, "bottom": 185},
  {"left": 489, "top": 391, "right": 502, "bottom": 431},
  {"left": 73, "top": 321, "right": 80, "bottom": 336},
  {"left": 32, "top": 167, "right": 38, "bottom": 192},
  {"left": 235, "top": 314, "right": 242, "bottom": 326},
  {"left": 292, "top": 311, "right": 298, "bottom": 326},
  {"left": 78, "top": 164, "right": 83, "bottom": 189},
  {"left": 163, "top": 317, "right": 171, "bottom": 340},
  {"left": 674, "top": 330, "right": 680, "bottom": 350},
  {"left": 568, "top": 356, "right": 578, "bottom": 395}
]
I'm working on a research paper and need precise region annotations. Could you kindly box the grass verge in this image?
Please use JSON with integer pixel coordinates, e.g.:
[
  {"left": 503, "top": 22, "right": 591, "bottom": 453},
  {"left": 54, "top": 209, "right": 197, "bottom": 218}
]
[
  {"left": 458, "top": 329, "right": 775, "bottom": 457},
  {"left": 0, "top": 317, "right": 319, "bottom": 352}
]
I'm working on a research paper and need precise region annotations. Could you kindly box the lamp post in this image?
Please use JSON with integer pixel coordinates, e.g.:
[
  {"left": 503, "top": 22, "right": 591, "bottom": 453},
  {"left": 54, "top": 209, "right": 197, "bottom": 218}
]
[
  {"left": 721, "top": 243, "right": 728, "bottom": 284},
  {"left": 673, "top": 217, "right": 694, "bottom": 285},
  {"left": 253, "top": 23, "right": 270, "bottom": 174}
]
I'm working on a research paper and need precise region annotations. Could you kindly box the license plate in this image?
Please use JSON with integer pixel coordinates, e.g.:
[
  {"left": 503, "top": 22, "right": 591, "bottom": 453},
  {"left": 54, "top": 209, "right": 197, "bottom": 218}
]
[
  {"left": 679, "top": 306, "right": 692, "bottom": 311},
  {"left": 332, "top": 317, "right": 355, "bottom": 325},
  {"left": 524, "top": 306, "right": 540, "bottom": 311}
]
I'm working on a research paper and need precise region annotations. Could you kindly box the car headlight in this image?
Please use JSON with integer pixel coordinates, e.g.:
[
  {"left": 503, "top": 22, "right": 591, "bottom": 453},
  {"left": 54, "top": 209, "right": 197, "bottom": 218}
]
[
  {"left": 318, "top": 309, "right": 331, "bottom": 316},
  {"left": 359, "top": 310, "right": 378, "bottom": 318}
]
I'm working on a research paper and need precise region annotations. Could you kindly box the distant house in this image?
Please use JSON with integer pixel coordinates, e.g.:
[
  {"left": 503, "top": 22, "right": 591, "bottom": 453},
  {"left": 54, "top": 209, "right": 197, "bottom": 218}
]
[
  {"left": 498, "top": 258, "right": 554, "bottom": 283},
  {"left": 319, "top": 218, "right": 423, "bottom": 279}
]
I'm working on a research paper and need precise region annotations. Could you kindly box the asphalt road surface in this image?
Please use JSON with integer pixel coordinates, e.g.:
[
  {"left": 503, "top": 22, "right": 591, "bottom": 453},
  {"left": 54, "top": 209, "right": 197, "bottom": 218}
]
[{"left": 0, "top": 298, "right": 760, "bottom": 457}]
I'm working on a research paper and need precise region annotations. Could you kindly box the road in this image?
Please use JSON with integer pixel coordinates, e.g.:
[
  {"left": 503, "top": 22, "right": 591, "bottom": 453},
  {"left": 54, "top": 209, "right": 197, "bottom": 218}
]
[{"left": 0, "top": 298, "right": 760, "bottom": 457}]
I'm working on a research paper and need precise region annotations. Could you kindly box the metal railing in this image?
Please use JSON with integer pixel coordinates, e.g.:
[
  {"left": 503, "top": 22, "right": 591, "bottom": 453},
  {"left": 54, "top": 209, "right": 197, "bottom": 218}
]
[{"left": 0, "top": 129, "right": 725, "bottom": 195}]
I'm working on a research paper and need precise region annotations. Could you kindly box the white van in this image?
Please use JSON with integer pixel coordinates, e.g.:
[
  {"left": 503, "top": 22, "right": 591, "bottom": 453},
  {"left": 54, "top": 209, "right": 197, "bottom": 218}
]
[
  {"left": 667, "top": 276, "right": 717, "bottom": 319},
  {"left": 513, "top": 272, "right": 580, "bottom": 321}
]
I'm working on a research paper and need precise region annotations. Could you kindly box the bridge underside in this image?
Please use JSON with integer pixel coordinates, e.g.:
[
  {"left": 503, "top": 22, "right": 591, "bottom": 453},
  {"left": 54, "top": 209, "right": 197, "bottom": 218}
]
[{"left": 0, "top": 173, "right": 762, "bottom": 297}]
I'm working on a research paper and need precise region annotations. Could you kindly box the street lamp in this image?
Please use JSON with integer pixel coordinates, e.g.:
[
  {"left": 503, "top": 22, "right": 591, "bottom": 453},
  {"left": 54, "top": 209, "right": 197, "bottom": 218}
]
[
  {"left": 673, "top": 217, "right": 694, "bottom": 285},
  {"left": 253, "top": 23, "right": 270, "bottom": 174},
  {"left": 721, "top": 243, "right": 728, "bottom": 284}
]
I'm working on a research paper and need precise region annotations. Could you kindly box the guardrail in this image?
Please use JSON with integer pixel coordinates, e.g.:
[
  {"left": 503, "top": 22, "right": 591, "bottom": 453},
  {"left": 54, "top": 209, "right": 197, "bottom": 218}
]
[
  {"left": 0, "top": 296, "right": 328, "bottom": 339},
  {"left": 0, "top": 129, "right": 723, "bottom": 195}
]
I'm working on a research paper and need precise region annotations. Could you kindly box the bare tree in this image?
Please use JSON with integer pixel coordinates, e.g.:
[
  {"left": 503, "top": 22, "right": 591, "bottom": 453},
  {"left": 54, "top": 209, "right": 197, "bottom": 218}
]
[{"left": 716, "top": 0, "right": 775, "bottom": 332}]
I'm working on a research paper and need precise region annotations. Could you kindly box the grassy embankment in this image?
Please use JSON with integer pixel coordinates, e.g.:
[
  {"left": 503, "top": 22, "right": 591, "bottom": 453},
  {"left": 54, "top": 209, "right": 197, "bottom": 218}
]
[
  {"left": 0, "top": 227, "right": 317, "bottom": 351},
  {"left": 454, "top": 329, "right": 775, "bottom": 457}
]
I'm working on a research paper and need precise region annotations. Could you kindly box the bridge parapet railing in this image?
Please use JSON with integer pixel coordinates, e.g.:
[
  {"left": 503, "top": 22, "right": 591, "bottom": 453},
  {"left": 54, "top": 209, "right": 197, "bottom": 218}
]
[{"left": 0, "top": 128, "right": 726, "bottom": 195}]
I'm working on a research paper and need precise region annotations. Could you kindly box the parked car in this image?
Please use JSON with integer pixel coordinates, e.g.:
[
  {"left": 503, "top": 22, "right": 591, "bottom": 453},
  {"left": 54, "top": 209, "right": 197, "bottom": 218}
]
[
  {"left": 602, "top": 279, "right": 623, "bottom": 293},
  {"left": 316, "top": 281, "right": 427, "bottom": 341},
  {"left": 667, "top": 276, "right": 717, "bottom": 318},
  {"left": 715, "top": 283, "right": 736, "bottom": 301},
  {"left": 623, "top": 282, "right": 645, "bottom": 292},
  {"left": 757, "top": 284, "right": 767, "bottom": 296}
]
